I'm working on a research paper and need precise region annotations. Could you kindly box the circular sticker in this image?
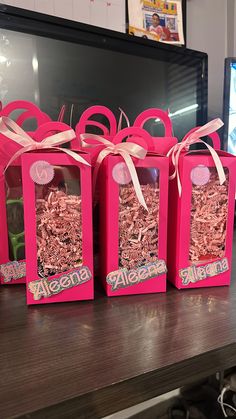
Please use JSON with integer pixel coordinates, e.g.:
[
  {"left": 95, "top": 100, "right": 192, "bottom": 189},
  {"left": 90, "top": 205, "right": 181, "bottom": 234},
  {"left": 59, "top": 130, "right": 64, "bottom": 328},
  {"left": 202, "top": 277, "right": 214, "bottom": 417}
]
[
  {"left": 30, "top": 160, "right": 54, "bottom": 185},
  {"left": 112, "top": 162, "right": 132, "bottom": 185},
  {"left": 191, "top": 165, "right": 210, "bottom": 186}
]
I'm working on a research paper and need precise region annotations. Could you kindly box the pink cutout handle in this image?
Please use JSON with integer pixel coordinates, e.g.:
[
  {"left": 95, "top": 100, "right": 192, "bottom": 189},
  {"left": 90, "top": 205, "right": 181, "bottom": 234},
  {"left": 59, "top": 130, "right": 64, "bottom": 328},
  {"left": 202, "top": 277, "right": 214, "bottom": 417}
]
[
  {"left": 79, "top": 119, "right": 110, "bottom": 136},
  {"left": 73, "top": 105, "right": 117, "bottom": 150},
  {"left": 76, "top": 105, "right": 117, "bottom": 136},
  {"left": 182, "top": 126, "right": 222, "bottom": 150},
  {"left": 134, "top": 108, "right": 173, "bottom": 136},
  {"left": 113, "top": 126, "right": 154, "bottom": 150},
  {"left": 16, "top": 110, "right": 50, "bottom": 128},
  {"left": 34, "top": 121, "right": 75, "bottom": 142},
  {"left": 1, "top": 100, "right": 51, "bottom": 127}
]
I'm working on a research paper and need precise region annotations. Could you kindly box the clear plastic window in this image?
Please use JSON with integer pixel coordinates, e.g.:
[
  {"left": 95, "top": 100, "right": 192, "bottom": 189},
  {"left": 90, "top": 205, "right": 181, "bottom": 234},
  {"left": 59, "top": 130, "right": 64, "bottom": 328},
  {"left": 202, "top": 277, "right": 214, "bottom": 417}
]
[
  {"left": 119, "top": 167, "right": 159, "bottom": 269},
  {"left": 5, "top": 166, "right": 25, "bottom": 261},
  {"left": 36, "top": 165, "right": 82, "bottom": 277},
  {"left": 189, "top": 166, "right": 229, "bottom": 263}
]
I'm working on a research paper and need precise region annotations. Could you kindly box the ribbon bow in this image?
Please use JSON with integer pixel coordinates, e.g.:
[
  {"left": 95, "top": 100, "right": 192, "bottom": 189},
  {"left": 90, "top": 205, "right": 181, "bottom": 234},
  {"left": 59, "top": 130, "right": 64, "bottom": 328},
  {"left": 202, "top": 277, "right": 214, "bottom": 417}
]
[
  {"left": 167, "top": 118, "right": 225, "bottom": 196},
  {"left": 0, "top": 116, "right": 90, "bottom": 171},
  {"left": 81, "top": 133, "right": 148, "bottom": 210}
]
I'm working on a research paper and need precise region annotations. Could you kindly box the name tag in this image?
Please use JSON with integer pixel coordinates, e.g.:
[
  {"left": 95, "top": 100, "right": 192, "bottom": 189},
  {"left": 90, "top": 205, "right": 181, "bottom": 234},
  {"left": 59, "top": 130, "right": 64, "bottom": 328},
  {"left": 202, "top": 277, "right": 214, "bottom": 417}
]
[{"left": 106, "top": 260, "right": 167, "bottom": 292}]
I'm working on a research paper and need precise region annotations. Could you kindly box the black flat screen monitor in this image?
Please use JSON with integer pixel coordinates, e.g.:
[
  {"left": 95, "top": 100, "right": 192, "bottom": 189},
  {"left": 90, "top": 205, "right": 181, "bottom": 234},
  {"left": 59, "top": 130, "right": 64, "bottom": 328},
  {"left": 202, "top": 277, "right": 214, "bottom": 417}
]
[
  {"left": 0, "top": 4, "right": 207, "bottom": 139},
  {"left": 223, "top": 57, "right": 236, "bottom": 153}
]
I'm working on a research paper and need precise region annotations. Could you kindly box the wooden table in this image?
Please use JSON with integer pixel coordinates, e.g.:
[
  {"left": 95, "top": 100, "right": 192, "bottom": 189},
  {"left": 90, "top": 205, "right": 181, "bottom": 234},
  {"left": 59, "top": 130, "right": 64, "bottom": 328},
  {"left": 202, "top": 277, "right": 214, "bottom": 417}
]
[{"left": 1, "top": 248, "right": 236, "bottom": 419}]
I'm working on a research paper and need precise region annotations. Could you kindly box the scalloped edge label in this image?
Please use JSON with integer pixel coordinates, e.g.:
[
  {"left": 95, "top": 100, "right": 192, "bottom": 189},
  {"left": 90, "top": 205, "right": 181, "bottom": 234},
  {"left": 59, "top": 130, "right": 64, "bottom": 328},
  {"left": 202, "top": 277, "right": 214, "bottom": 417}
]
[{"left": 30, "top": 160, "right": 54, "bottom": 185}]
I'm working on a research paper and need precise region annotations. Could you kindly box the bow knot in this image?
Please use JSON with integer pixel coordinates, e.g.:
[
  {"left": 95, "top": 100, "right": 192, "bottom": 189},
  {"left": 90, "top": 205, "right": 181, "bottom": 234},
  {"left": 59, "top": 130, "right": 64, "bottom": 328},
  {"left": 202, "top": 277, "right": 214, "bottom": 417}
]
[
  {"left": 167, "top": 118, "right": 225, "bottom": 196},
  {"left": 80, "top": 133, "right": 148, "bottom": 210},
  {"left": 34, "top": 142, "right": 42, "bottom": 150}
]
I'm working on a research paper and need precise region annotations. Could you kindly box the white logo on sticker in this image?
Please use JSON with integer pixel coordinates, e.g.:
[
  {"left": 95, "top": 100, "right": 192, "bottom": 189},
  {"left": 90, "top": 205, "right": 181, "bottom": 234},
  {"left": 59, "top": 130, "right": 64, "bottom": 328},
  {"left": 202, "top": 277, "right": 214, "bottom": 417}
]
[
  {"left": 30, "top": 161, "right": 54, "bottom": 185},
  {"left": 191, "top": 165, "right": 210, "bottom": 186},
  {"left": 112, "top": 162, "right": 132, "bottom": 185}
]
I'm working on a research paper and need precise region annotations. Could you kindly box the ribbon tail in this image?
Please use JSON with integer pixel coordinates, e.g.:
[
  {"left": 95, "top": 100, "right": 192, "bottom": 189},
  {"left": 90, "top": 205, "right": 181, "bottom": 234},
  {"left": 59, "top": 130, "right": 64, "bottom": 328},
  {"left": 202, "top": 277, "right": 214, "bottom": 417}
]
[
  {"left": 119, "top": 151, "right": 148, "bottom": 211},
  {"left": 201, "top": 142, "right": 226, "bottom": 185},
  {"left": 4, "top": 145, "right": 34, "bottom": 173},
  {"left": 0, "top": 116, "right": 35, "bottom": 147},
  {"left": 190, "top": 118, "right": 224, "bottom": 139},
  {"left": 80, "top": 133, "right": 113, "bottom": 148},
  {"left": 93, "top": 148, "right": 112, "bottom": 196},
  {"left": 58, "top": 148, "right": 91, "bottom": 166},
  {"left": 177, "top": 169, "right": 182, "bottom": 196}
]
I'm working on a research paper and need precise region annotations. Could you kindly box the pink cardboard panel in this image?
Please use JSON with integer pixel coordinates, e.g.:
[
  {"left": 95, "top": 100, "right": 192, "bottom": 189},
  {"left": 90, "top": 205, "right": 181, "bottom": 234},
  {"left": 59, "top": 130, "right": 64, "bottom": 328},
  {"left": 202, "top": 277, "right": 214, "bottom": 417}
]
[
  {"left": 22, "top": 152, "right": 94, "bottom": 304},
  {"left": 167, "top": 153, "right": 236, "bottom": 289},
  {"left": 99, "top": 154, "right": 169, "bottom": 296}
]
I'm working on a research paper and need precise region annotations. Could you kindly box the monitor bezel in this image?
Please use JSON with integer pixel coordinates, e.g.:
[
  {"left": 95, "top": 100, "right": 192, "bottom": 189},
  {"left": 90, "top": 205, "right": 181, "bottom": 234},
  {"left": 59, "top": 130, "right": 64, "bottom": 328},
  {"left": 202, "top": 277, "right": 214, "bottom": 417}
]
[
  {"left": 0, "top": 3, "right": 208, "bottom": 127},
  {"left": 223, "top": 57, "right": 236, "bottom": 151}
]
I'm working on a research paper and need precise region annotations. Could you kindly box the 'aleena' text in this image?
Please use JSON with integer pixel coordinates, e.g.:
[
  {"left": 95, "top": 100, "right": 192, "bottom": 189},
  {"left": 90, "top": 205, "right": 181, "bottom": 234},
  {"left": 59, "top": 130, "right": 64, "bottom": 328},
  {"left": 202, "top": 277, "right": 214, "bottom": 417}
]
[
  {"left": 28, "top": 266, "right": 92, "bottom": 300},
  {"left": 0, "top": 261, "right": 26, "bottom": 283},
  {"left": 106, "top": 260, "right": 167, "bottom": 292},
  {"left": 179, "top": 257, "right": 229, "bottom": 286}
]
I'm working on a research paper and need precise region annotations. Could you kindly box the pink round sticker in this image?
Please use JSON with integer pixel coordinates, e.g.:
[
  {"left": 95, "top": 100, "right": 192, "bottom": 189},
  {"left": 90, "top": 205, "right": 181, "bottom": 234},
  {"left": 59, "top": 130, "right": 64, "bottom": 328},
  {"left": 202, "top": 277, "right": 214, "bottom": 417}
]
[
  {"left": 112, "top": 162, "right": 132, "bottom": 185},
  {"left": 191, "top": 165, "right": 210, "bottom": 186},
  {"left": 30, "top": 160, "right": 54, "bottom": 185}
]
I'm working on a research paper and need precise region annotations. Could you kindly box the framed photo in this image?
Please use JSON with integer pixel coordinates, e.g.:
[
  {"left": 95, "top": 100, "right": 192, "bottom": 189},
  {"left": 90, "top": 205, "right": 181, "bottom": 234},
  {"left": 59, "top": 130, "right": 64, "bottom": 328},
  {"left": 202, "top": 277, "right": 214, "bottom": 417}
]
[{"left": 127, "top": 0, "right": 186, "bottom": 46}]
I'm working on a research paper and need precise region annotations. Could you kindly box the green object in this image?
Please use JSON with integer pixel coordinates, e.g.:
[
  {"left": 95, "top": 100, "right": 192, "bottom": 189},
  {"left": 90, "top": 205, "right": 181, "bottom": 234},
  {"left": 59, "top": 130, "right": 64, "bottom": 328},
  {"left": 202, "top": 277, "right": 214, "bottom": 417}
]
[{"left": 6, "top": 198, "right": 25, "bottom": 261}]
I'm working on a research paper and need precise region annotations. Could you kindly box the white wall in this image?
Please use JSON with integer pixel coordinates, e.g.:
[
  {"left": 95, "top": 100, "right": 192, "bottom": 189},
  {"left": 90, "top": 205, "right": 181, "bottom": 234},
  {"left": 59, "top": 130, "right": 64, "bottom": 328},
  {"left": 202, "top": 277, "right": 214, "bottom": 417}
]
[
  {"left": 1, "top": 0, "right": 126, "bottom": 33},
  {"left": 187, "top": 0, "right": 236, "bottom": 119}
]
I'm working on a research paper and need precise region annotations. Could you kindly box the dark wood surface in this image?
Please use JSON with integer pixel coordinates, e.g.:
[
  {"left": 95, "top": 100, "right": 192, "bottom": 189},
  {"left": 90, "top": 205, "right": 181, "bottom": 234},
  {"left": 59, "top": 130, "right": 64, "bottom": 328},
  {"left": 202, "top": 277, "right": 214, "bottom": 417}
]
[{"left": 1, "top": 243, "right": 236, "bottom": 419}]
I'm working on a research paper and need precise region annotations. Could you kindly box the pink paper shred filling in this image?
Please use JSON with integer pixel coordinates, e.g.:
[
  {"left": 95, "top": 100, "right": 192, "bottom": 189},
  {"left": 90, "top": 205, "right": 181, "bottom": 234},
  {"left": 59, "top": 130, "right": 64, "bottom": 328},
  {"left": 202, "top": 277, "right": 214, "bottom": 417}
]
[
  {"left": 119, "top": 183, "right": 159, "bottom": 269},
  {"left": 36, "top": 187, "right": 82, "bottom": 276},
  {"left": 189, "top": 169, "right": 229, "bottom": 262}
]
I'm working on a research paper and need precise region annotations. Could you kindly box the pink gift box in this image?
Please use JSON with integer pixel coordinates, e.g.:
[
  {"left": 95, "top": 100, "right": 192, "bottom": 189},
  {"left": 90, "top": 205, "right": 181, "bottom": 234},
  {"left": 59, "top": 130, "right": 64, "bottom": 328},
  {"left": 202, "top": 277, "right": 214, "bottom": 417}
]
[
  {"left": 0, "top": 102, "right": 51, "bottom": 285},
  {"left": 167, "top": 123, "right": 236, "bottom": 289},
  {"left": 22, "top": 149, "right": 93, "bottom": 305},
  {"left": 17, "top": 119, "right": 94, "bottom": 304},
  {"left": 98, "top": 126, "right": 169, "bottom": 296}
]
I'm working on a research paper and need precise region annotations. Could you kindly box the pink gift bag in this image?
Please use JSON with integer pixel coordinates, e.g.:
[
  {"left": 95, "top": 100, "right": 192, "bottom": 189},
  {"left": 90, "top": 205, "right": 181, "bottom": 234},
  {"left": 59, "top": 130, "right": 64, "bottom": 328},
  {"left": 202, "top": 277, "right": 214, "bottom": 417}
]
[
  {"left": 0, "top": 103, "right": 51, "bottom": 285},
  {"left": 97, "top": 126, "right": 169, "bottom": 296},
  {"left": 133, "top": 108, "right": 177, "bottom": 154},
  {"left": 167, "top": 119, "right": 236, "bottom": 289},
  {"left": 18, "top": 120, "right": 94, "bottom": 304}
]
